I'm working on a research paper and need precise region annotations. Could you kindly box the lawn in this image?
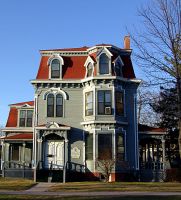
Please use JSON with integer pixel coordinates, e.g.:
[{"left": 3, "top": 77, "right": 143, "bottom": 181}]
[
  {"left": 49, "top": 181, "right": 181, "bottom": 192},
  {"left": 0, "top": 196, "right": 181, "bottom": 200},
  {"left": 0, "top": 178, "right": 35, "bottom": 190}
]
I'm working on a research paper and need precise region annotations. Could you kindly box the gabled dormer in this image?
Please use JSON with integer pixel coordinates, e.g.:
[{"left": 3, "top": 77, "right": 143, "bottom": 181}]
[
  {"left": 96, "top": 47, "right": 113, "bottom": 76},
  {"left": 47, "top": 54, "right": 64, "bottom": 79}
]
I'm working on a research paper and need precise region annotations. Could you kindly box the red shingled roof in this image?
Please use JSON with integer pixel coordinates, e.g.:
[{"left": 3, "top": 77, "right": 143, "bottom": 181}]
[
  {"left": 10, "top": 101, "right": 34, "bottom": 106},
  {"left": 40, "top": 47, "right": 89, "bottom": 52},
  {"left": 6, "top": 101, "right": 34, "bottom": 127},
  {"left": 4, "top": 133, "right": 33, "bottom": 140}
]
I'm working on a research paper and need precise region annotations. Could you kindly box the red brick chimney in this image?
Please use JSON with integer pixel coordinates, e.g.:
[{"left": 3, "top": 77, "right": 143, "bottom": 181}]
[{"left": 124, "top": 36, "right": 130, "bottom": 49}]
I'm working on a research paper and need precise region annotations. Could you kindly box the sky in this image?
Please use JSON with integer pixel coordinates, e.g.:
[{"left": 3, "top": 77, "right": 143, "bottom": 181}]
[{"left": 0, "top": 0, "right": 146, "bottom": 126}]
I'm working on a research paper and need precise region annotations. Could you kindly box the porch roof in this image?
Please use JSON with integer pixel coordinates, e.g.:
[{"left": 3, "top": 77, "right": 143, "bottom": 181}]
[{"left": 3, "top": 133, "right": 33, "bottom": 141}]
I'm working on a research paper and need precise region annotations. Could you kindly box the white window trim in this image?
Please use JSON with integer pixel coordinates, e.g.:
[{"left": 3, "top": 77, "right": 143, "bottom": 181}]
[
  {"left": 47, "top": 54, "right": 64, "bottom": 79},
  {"left": 96, "top": 47, "right": 112, "bottom": 76}
]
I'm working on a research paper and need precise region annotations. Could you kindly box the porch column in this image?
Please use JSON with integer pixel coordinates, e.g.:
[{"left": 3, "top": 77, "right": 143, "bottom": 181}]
[
  {"left": 156, "top": 141, "right": 159, "bottom": 161},
  {"left": 63, "top": 139, "right": 68, "bottom": 183},
  {"left": 161, "top": 138, "right": 166, "bottom": 169},
  {"left": 37, "top": 139, "right": 43, "bottom": 169}
]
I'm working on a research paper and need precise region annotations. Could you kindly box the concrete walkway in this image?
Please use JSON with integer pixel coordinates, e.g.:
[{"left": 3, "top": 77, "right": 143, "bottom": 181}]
[{"left": 0, "top": 183, "right": 181, "bottom": 197}]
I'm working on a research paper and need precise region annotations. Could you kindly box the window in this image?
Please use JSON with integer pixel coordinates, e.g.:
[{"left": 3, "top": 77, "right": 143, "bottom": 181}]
[
  {"left": 98, "top": 90, "right": 112, "bottom": 115},
  {"left": 98, "top": 134, "right": 112, "bottom": 159},
  {"left": 117, "top": 133, "right": 125, "bottom": 161},
  {"left": 85, "top": 91, "right": 93, "bottom": 116},
  {"left": 115, "top": 62, "right": 123, "bottom": 77},
  {"left": 51, "top": 59, "right": 60, "bottom": 78},
  {"left": 19, "top": 110, "right": 33, "bottom": 127},
  {"left": 85, "top": 134, "right": 93, "bottom": 160},
  {"left": 47, "top": 93, "right": 64, "bottom": 117},
  {"left": 115, "top": 91, "right": 124, "bottom": 115},
  {"left": 99, "top": 53, "right": 109, "bottom": 74},
  {"left": 47, "top": 94, "right": 54, "bottom": 117},
  {"left": 56, "top": 94, "right": 63, "bottom": 117},
  {"left": 87, "top": 63, "right": 93, "bottom": 77}
]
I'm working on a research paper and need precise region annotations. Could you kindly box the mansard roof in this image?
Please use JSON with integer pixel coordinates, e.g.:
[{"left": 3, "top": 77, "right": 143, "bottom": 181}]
[
  {"left": 36, "top": 44, "right": 135, "bottom": 80},
  {"left": 6, "top": 101, "right": 34, "bottom": 127}
]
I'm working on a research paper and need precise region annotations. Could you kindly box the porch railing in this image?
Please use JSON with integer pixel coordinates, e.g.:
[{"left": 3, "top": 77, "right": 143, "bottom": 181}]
[
  {"left": 140, "top": 161, "right": 164, "bottom": 170},
  {"left": 3, "top": 161, "right": 32, "bottom": 169}
]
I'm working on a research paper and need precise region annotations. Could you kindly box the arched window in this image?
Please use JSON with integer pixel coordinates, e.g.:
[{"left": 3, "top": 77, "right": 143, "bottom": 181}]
[
  {"left": 99, "top": 53, "right": 109, "bottom": 74},
  {"left": 56, "top": 94, "right": 63, "bottom": 117},
  {"left": 87, "top": 63, "right": 93, "bottom": 77},
  {"left": 47, "top": 94, "right": 54, "bottom": 117},
  {"left": 51, "top": 59, "right": 60, "bottom": 78}
]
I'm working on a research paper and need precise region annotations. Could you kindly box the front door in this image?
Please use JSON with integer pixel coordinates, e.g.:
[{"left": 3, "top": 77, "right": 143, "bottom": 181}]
[{"left": 44, "top": 140, "right": 64, "bottom": 169}]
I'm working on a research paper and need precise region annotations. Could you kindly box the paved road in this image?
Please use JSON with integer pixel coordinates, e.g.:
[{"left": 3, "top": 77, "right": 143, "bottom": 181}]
[{"left": 0, "top": 183, "right": 181, "bottom": 197}]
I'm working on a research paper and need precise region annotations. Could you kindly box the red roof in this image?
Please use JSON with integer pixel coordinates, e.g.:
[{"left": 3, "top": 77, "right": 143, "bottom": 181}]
[
  {"left": 10, "top": 101, "right": 34, "bottom": 106},
  {"left": 6, "top": 101, "right": 34, "bottom": 127},
  {"left": 138, "top": 124, "right": 166, "bottom": 133},
  {"left": 36, "top": 56, "right": 87, "bottom": 79},
  {"left": 36, "top": 45, "right": 136, "bottom": 80},
  {"left": 4, "top": 133, "right": 33, "bottom": 140}
]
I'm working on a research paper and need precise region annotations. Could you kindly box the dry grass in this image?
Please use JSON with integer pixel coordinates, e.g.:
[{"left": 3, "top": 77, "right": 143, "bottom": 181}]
[
  {"left": 0, "top": 178, "right": 35, "bottom": 190},
  {"left": 49, "top": 181, "right": 181, "bottom": 192}
]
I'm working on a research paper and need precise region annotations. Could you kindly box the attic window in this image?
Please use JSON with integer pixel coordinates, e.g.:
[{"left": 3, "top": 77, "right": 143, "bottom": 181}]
[
  {"left": 99, "top": 53, "right": 109, "bottom": 74},
  {"left": 19, "top": 110, "right": 33, "bottom": 127},
  {"left": 87, "top": 63, "right": 93, "bottom": 77},
  {"left": 51, "top": 59, "right": 60, "bottom": 78},
  {"left": 115, "top": 62, "right": 123, "bottom": 77}
]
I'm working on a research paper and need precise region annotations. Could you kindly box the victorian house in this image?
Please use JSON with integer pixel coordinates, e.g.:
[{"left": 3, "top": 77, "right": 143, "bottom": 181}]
[{"left": 1, "top": 37, "right": 167, "bottom": 182}]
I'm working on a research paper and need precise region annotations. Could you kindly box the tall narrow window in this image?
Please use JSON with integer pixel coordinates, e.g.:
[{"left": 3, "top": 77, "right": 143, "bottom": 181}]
[
  {"left": 56, "top": 94, "right": 63, "bottom": 117},
  {"left": 117, "top": 133, "right": 125, "bottom": 161},
  {"left": 87, "top": 63, "right": 93, "bottom": 77},
  {"left": 85, "top": 134, "right": 93, "bottom": 160},
  {"left": 98, "top": 91, "right": 112, "bottom": 115},
  {"left": 19, "top": 110, "right": 26, "bottom": 127},
  {"left": 51, "top": 59, "right": 60, "bottom": 78},
  {"left": 115, "top": 62, "right": 123, "bottom": 77},
  {"left": 98, "top": 134, "right": 112, "bottom": 159},
  {"left": 85, "top": 91, "right": 93, "bottom": 116},
  {"left": 47, "top": 94, "right": 54, "bottom": 117},
  {"left": 27, "top": 110, "right": 33, "bottom": 127},
  {"left": 99, "top": 53, "right": 109, "bottom": 74},
  {"left": 115, "top": 91, "right": 124, "bottom": 115}
]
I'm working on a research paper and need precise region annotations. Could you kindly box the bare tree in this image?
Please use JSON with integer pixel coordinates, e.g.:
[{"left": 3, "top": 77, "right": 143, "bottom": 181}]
[{"left": 130, "top": 0, "right": 181, "bottom": 158}]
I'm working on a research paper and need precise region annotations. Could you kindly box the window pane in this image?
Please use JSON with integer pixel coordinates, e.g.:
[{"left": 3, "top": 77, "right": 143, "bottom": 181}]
[
  {"left": 51, "top": 59, "right": 60, "bottom": 78},
  {"left": 56, "top": 105, "right": 63, "bottom": 117},
  {"left": 26, "top": 110, "right": 33, "bottom": 127},
  {"left": 98, "top": 134, "right": 112, "bottom": 159},
  {"left": 56, "top": 94, "right": 63, "bottom": 105},
  {"left": 27, "top": 110, "right": 33, "bottom": 118},
  {"left": 85, "top": 92, "right": 93, "bottom": 116},
  {"left": 99, "top": 53, "right": 109, "bottom": 74},
  {"left": 47, "top": 94, "right": 54, "bottom": 117},
  {"left": 116, "top": 92, "right": 124, "bottom": 115},
  {"left": 87, "top": 63, "right": 93, "bottom": 77},
  {"left": 117, "top": 133, "right": 125, "bottom": 161},
  {"left": 98, "top": 91, "right": 112, "bottom": 115},
  {"left": 85, "top": 134, "right": 93, "bottom": 160},
  {"left": 98, "top": 91, "right": 104, "bottom": 102},
  {"left": 19, "top": 110, "right": 26, "bottom": 127},
  {"left": 20, "top": 110, "right": 26, "bottom": 118},
  {"left": 105, "top": 91, "right": 111, "bottom": 103}
]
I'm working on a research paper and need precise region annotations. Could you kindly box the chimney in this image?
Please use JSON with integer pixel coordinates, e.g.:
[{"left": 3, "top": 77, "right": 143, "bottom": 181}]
[{"left": 124, "top": 36, "right": 130, "bottom": 49}]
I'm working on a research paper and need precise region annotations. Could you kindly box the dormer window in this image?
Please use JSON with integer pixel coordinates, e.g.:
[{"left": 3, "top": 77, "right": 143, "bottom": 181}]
[
  {"left": 99, "top": 53, "right": 109, "bottom": 74},
  {"left": 87, "top": 63, "right": 93, "bottom": 77},
  {"left": 48, "top": 55, "right": 64, "bottom": 79},
  {"left": 51, "top": 59, "right": 60, "bottom": 78},
  {"left": 115, "top": 62, "right": 123, "bottom": 77},
  {"left": 19, "top": 110, "right": 33, "bottom": 127}
]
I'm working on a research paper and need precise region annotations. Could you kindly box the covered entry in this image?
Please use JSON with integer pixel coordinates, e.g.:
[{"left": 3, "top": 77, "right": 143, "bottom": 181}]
[{"left": 44, "top": 139, "right": 64, "bottom": 169}]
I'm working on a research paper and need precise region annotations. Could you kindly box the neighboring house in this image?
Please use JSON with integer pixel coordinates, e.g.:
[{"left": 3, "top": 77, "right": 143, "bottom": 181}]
[{"left": 2, "top": 36, "right": 163, "bottom": 182}]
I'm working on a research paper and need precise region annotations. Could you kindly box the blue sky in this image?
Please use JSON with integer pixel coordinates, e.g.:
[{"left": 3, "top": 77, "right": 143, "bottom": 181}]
[{"left": 0, "top": 0, "right": 146, "bottom": 126}]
